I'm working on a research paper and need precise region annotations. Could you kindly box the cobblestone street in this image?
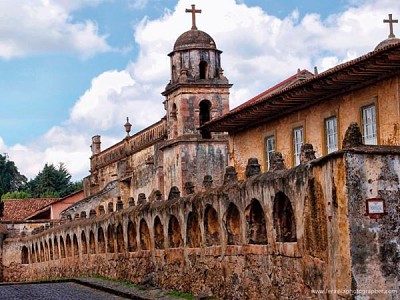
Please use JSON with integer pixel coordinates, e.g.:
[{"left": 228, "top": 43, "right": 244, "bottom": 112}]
[{"left": 0, "top": 282, "right": 128, "bottom": 300}]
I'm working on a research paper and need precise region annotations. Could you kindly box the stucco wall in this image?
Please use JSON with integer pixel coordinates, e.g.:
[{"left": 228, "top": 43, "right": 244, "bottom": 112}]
[{"left": 229, "top": 76, "right": 400, "bottom": 179}]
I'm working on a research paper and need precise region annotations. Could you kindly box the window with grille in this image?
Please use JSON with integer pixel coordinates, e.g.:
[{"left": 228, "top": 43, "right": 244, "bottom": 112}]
[
  {"left": 265, "top": 135, "right": 275, "bottom": 170},
  {"left": 361, "top": 105, "right": 377, "bottom": 145},
  {"left": 325, "top": 117, "right": 338, "bottom": 153},
  {"left": 293, "top": 127, "right": 303, "bottom": 166}
]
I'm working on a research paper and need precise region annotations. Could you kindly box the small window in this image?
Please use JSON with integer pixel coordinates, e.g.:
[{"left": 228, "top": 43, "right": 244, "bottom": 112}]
[
  {"left": 325, "top": 117, "right": 338, "bottom": 153},
  {"left": 265, "top": 135, "right": 275, "bottom": 170},
  {"left": 293, "top": 127, "right": 303, "bottom": 166},
  {"left": 361, "top": 105, "right": 377, "bottom": 145}
]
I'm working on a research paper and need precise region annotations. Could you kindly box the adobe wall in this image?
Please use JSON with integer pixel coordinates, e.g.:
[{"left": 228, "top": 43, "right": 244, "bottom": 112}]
[
  {"left": 229, "top": 76, "right": 400, "bottom": 178},
  {"left": 1, "top": 150, "right": 398, "bottom": 299}
]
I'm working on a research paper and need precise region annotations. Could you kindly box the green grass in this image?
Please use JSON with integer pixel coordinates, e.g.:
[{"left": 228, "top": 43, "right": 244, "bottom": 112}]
[{"left": 168, "top": 290, "right": 195, "bottom": 299}]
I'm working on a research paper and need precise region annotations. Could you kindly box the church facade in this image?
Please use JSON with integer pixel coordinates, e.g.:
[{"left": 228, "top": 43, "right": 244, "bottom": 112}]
[{"left": 0, "top": 8, "right": 399, "bottom": 300}]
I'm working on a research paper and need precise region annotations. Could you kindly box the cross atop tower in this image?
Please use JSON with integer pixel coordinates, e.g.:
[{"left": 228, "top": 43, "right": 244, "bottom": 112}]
[
  {"left": 384, "top": 14, "right": 398, "bottom": 38},
  {"left": 186, "top": 4, "right": 202, "bottom": 30}
]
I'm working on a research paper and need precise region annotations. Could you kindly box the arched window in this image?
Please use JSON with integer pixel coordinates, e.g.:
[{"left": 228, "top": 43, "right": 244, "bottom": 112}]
[
  {"left": 31, "top": 244, "right": 36, "bottom": 263},
  {"left": 44, "top": 241, "right": 49, "bottom": 261},
  {"left": 199, "top": 100, "right": 212, "bottom": 139},
  {"left": 40, "top": 242, "right": 45, "bottom": 262},
  {"left": 140, "top": 219, "right": 151, "bottom": 250},
  {"left": 98, "top": 227, "right": 106, "bottom": 253},
  {"left": 204, "top": 205, "right": 221, "bottom": 246},
  {"left": 81, "top": 231, "right": 88, "bottom": 255},
  {"left": 225, "top": 203, "right": 241, "bottom": 245},
  {"left": 154, "top": 216, "right": 164, "bottom": 249},
  {"left": 199, "top": 61, "right": 208, "bottom": 79},
  {"left": 73, "top": 234, "right": 79, "bottom": 256},
  {"left": 186, "top": 211, "right": 201, "bottom": 248},
  {"left": 168, "top": 215, "right": 183, "bottom": 248},
  {"left": 21, "top": 246, "right": 29, "bottom": 264},
  {"left": 127, "top": 221, "right": 137, "bottom": 252},
  {"left": 273, "top": 192, "right": 297, "bottom": 242},
  {"left": 245, "top": 199, "right": 268, "bottom": 244},
  {"left": 116, "top": 223, "right": 124, "bottom": 253},
  {"left": 107, "top": 224, "right": 115, "bottom": 253}
]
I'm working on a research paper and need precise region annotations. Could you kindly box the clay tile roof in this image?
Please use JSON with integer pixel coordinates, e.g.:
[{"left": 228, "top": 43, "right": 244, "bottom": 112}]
[{"left": 1, "top": 198, "right": 59, "bottom": 221}]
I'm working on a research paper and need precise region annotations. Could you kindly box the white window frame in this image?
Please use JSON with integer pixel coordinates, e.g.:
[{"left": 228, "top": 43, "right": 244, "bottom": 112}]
[
  {"left": 293, "top": 127, "right": 303, "bottom": 166},
  {"left": 325, "top": 117, "right": 338, "bottom": 153},
  {"left": 265, "top": 135, "right": 275, "bottom": 170},
  {"left": 361, "top": 105, "right": 377, "bottom": 145}
]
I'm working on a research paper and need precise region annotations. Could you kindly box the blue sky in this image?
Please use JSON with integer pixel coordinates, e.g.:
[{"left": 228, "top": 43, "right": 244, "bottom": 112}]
[{"left": 0, "top": 0, "right": 399, "bottom": 180}]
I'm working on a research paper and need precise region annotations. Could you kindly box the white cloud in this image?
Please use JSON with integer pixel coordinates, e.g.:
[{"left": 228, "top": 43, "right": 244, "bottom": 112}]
[
  {"left": 0, "top": 0, "right": 112, "bottom": 59},
  {"left": 3, "top": 0, "right": 400, "bottom": 181}
]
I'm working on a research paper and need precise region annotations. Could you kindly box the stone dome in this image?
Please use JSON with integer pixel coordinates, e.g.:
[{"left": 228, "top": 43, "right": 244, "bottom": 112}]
[
  {"left": 173, "top": 29, "right": 217, "bottom": 51},
  {"left": 375, "top": 37, "right": 400, "bottom": 50}
]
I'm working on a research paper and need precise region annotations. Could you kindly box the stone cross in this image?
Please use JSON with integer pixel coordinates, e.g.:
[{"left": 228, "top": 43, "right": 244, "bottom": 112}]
[
  {"left": 186, "top": 4, "right": 201, "bottom": 30},
  {"left": 384, "top": 14, "right": 398, "bottom": 38}
]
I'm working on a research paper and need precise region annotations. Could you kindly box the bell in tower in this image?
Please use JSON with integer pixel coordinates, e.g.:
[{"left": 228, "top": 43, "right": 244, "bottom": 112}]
[
  {"left": 160, "top": 5, "right": 231, "bottom": 197},
  {"left": 162, "top": 4, "right": 232, "bottom": 140}
]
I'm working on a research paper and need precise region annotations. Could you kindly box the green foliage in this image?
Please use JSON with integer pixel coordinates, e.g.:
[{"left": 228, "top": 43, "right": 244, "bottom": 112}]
[
  {"left": 0, "top": 154, "right": 27, "bottom": 199},
  {"left": 168, "top": 291, "right": 195, "bottom": 299},
  {"left": 1, "top": 191, "right": 32, "bottom": 200},
  {"left": 25, "top": 163, "right": 80, "bottom": 198}
]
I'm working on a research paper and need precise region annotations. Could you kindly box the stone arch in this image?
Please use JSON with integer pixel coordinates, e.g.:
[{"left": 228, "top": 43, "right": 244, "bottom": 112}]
[
  {"left": 31, "top": 244, "right": 36, "bottom": 263},
  {"left": 199, "top": 100, "right": 212, "bottom": 139},
  {"left": 89, "top": 230, "right": 96, "bottom": 254},
  {"left": 73, "top": 234, "right": 79, "bottom": 256},
  {"left": 116, "top": 223, "right": 124, "bottom": 253},
  {"left": 127, "top": 221, "right": 137, "bottom": 252},
  {"left": 48, "top": 238, "right": 53, "bottom": 260},
  {"left": 204, "top": 205, "right": 221, "bottom": 246},
  {"left": 273, "top": 192, "right": 297, "bottom": 242},
  {"left": 53, "top": 237, "right": 59, "bottom": 260},
  {"left": 154, "top": 216, "right": 164, "bottom": 249},
  {"left": 81, "top": 231, "right": 88, "bottom": 255},
  {"left": 44, "top": 240, "right": 49, "bottom": 261},
  {"left": 225, "top": 203, "right": 242, "bottom": 245},
  {"left": 98, "top": 227, "right": 105, "bottom": 254},
  {"left": 35, "top": 243, "right": 40, "bottom": 262},
  {"left": 139, "top": 218, "right": 151, "bottom": 250},
  {"left": 40, "top": 242, "right": 45, "bottom": 262},
  {"left": 107, "top": 224, "right": 115, "bottom": 253},
  {"left": 66, "top": 235, "right": 72, "bottom": 257},
  {"left": 168, "top": 215, "right": 183, "bottom": 248},
  {"left": 245, "top": 199, "right": 268, "bottom": 244},
  {"left": 21, "top": 246, "right": 29, "bottom": 264},
  {"left": 199, "top": 60, "right": 208, "bottom": 79},
  {"left": 186, "top": 211, "right": 201, "bottom": 248},
  {"left": 60, "top": 237, "right": 66, "bottom": 258}
]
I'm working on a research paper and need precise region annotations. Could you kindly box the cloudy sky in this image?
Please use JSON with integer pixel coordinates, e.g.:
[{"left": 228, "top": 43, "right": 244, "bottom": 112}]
[{"left": 0, "top": 0, "right": 399, "bottom": 181}]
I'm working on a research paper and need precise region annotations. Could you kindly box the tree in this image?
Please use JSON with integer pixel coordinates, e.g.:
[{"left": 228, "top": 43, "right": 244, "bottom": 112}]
[
  {"left": 26, "top": 163, "right": 78, "bottom": 198},
  {"left": 0, "top": 154, "right": 27, "bottom": 198}
]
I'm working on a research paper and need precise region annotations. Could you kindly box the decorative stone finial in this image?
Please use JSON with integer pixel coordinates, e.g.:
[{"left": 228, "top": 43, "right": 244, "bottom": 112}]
[
  {"left": 342, "top": 122, "right": 363, "bottom": 149},
  {"left": 128, "top": 197, "right": 135, "bottom": 207},
  {"left": 223, "top": 166, "right": 238, "bottom": 184},
  {"left": 98, "top": 206, "right": 105, "bottom": 215},
  {"left": 74, "top": 213, "right": 80, "bottom": 220},
  {"left": 202, "top": 175, "right": 213, "bottom": 190},
  {"left": 80, "top": 211, "right": 87, "bottom": 219},
  {"left": 245, "top": 158, "right": 261, "bottom": 178},
  {"left": 184, "top": 182, "right": 195, "bottom": 195},
  {"left": 138, "top": 193, "right": 147, "bottom": 205},
  {"left": 300, "top": 144, "right": 316, "bottom": 164},
  {"left": 89, "top": 209, "right": 97, "bottom": 218},
  {"left": 108, "top": 202, "right": 114, "bottom": 213},
  {"left": 124, "top": 117, "right": 132, "bottom": 137},
  {"left": 269, "top": 152, "right": 286, "bottom": 171},
  {"left": 116, "top": 197, "right": 123, "bottom": 211},
  {"left": 168, "top": 186, "right": 181, "bottom": 200}
]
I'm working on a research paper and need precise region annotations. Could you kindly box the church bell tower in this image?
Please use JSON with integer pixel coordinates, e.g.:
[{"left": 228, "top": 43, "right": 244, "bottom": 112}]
[{"left": 161, "top": 5, "right": 231, "bottom": 196}]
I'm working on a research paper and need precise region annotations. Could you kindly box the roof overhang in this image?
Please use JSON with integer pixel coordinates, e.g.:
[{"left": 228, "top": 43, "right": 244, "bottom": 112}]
[{"left": 201, "top": 42, "right": 400, "bottom": 133}]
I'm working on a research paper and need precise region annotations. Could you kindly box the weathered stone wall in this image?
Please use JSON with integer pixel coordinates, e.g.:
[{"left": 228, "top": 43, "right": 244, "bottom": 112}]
[
  {"left": 2, "top": 150, "right": 398, "bottom": 299},
  {"left": 345, "top": 148, "right": 400, "bottom": 296}
]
